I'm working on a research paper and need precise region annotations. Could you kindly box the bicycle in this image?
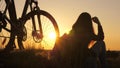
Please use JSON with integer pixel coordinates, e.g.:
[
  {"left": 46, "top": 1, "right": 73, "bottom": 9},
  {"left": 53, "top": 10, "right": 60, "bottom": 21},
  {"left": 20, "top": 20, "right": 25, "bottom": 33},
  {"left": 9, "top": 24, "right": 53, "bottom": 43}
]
[{"left": 0, "top": 0, "right": 60, "bottom": 51}]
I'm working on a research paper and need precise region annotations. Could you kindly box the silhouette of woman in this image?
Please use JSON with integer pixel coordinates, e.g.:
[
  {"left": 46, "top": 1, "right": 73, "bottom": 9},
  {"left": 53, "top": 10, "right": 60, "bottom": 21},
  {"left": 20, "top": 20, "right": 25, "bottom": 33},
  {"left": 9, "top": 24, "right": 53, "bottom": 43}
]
[
  {"left": 51, "top": 12, "right": 106, "bottom": 68},
  {"left": 70, "top": 12, "right": 105, "bottom": 68}
]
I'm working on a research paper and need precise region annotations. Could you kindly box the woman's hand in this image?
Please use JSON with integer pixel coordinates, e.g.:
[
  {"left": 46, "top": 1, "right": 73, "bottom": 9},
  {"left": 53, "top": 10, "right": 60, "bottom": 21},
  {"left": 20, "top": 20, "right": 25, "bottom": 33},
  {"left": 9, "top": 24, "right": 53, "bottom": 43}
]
[{"left": 92, "top": 17, "right": 101, "bottom": 25}]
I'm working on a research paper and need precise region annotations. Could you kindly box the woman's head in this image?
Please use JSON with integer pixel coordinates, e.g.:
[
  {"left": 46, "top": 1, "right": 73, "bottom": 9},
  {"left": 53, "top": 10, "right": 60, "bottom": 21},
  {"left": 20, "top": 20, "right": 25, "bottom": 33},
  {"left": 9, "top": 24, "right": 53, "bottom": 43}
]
[{"left": 72, "top": 12, "right": 94, "bottom": 35}]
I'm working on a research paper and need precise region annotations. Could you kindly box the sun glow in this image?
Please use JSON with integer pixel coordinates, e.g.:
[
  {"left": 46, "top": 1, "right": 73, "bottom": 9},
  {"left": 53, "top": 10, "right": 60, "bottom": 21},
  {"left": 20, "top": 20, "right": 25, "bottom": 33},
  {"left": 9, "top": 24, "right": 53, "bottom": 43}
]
[{"left": 49, "top": 32, "right": 56, "bottom": 40}]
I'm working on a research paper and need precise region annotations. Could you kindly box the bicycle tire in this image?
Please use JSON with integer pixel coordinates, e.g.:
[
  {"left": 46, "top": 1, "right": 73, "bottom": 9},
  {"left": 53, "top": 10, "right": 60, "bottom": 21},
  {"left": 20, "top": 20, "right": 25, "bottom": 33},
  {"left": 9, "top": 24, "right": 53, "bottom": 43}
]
[
  {"left": 0, "top": 0, "right": 12, "bottom": 49},
  {"left": 22, "top": 10, "right": 60, "bottom": 50}
]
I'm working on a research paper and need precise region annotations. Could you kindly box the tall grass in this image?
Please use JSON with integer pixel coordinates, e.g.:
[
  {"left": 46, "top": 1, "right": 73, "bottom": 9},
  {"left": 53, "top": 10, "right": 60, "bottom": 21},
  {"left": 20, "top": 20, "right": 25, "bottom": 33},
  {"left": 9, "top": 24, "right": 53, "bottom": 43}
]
[{"left": 0, "top": 48, "right": 54, "bottom": 68}]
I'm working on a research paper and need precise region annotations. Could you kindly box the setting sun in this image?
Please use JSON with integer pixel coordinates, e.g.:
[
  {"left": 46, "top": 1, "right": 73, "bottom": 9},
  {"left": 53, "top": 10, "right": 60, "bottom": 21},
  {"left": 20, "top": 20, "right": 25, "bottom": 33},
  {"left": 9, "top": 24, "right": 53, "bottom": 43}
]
[{"left": 49, "top": 32, "right": 56, "bottom": 40}]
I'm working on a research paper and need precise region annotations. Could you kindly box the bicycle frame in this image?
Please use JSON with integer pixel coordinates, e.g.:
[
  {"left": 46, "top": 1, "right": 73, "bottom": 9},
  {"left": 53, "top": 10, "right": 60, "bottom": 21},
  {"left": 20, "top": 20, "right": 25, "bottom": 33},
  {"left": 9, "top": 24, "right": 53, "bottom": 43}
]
[
  {"left": 1, "top": 0, "right": 43, "bottom": 49},
  {"left": 3, "top": 0, "right": 43, "bottom": 35},
  {"left": 22, "top": 0, "right": 37, "bottom": 31}
]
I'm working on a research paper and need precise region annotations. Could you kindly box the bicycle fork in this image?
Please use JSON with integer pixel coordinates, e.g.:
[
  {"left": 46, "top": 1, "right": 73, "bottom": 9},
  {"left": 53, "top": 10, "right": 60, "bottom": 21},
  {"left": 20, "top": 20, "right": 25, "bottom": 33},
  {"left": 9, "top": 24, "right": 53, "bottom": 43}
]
[{"left": 31, "top": 12, "right": 43, "bottom": 41}]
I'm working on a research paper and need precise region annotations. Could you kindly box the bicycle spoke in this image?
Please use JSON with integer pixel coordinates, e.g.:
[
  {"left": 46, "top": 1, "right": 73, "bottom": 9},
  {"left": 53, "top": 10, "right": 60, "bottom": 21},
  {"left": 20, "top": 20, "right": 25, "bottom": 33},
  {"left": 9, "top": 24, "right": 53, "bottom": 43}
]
[{"left": 22, "top": 10, "right": 59, "bottom": 50}]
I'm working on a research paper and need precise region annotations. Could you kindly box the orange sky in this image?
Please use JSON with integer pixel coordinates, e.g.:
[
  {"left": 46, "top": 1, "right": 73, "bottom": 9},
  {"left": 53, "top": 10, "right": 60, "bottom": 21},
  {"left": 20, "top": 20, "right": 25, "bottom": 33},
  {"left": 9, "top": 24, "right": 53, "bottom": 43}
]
[{"left": 14, "top": 0, "right": 120, "bottom": 50}]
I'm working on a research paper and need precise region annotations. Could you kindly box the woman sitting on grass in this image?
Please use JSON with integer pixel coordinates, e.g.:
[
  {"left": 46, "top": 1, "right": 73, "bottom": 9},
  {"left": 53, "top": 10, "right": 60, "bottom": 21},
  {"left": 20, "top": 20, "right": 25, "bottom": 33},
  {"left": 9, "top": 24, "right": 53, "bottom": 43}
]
[{"left": 51, "top": 12, "right": 106, "bottom": 68}]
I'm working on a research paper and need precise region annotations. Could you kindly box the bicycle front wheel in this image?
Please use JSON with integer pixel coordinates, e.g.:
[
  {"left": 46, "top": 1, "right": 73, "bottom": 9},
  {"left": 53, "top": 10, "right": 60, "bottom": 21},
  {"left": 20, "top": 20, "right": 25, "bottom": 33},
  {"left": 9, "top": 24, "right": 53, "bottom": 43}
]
[{"left": 22, "top": 10, "right": 60, "bottom": 50}]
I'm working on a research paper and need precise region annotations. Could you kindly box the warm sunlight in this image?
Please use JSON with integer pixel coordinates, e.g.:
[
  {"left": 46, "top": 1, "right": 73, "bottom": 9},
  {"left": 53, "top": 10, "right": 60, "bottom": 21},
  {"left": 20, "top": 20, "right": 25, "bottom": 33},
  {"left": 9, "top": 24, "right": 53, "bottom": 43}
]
[{"left": 49, "top": 32, "right": 56, "bottom": 40}]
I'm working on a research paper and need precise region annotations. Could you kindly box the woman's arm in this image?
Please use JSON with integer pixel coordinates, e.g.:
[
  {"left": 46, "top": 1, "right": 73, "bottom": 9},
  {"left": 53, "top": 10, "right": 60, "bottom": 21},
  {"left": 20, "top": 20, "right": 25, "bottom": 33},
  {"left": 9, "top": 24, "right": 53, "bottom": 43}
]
[{"left": 92, "top": 17, "right": 104, "bottom": 41}]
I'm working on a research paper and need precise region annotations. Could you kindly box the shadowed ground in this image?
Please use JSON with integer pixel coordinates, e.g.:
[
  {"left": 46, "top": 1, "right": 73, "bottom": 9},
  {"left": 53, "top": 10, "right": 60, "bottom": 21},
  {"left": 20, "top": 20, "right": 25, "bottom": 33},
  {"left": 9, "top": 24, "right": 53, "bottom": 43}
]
[{"left": 0, "top": 49, "right": 120, "bottom": 68}]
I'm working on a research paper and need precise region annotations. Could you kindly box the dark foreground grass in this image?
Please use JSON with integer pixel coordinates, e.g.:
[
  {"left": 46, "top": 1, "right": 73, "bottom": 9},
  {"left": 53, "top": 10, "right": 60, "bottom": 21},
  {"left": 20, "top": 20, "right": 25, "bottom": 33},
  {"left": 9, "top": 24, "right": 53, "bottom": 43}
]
[
  {"left": 106, "top": 51, "right": 120, "bottom": 68},
  {"left": 0, "top": 49, "right": 120, "bottom": 68},
  {"left": 0, "top": 49, "right": 54, "bottom": 68}
]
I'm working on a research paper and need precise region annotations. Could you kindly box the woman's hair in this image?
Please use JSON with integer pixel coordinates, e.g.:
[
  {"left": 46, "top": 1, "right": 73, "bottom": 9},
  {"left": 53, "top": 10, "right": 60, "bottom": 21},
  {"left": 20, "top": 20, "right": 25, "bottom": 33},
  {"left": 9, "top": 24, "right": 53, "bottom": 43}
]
[{"left": 72, "top": 12, "right": 94, "bottom": 35}]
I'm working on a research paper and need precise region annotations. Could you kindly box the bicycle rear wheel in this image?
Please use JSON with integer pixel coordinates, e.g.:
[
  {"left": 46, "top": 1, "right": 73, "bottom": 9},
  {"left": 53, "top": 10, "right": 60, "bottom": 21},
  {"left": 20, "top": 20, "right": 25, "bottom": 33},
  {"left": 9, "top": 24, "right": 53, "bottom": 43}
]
[
  {"left": 0, "top": 23, "right": 11, "bottom": 49},
  {"left": 22, "top": 10, "right": 60, "bottom": 50},
  {"left": 0, "top": 0, "right": 12, "bottom": 49}
]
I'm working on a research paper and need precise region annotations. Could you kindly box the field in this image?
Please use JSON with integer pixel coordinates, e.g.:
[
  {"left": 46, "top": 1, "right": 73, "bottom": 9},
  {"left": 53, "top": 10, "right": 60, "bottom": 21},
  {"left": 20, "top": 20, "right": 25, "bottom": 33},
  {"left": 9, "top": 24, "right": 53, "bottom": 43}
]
[
  {"left": 0, "top": 49, "right": 120, "bottom": 68},
  {"left": 106, "top": 50, "right": 120, "bottom": 68}
]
